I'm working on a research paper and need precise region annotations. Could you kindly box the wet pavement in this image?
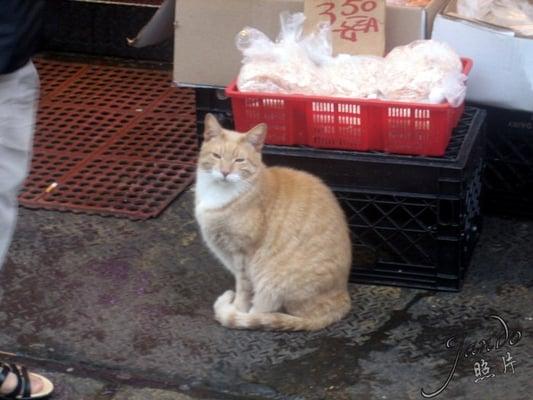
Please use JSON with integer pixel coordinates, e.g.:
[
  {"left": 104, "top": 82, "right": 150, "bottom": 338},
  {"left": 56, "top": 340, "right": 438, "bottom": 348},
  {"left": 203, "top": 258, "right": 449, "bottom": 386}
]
[{"left": 0, "top": 190, "right": 532, "bottom": 399}]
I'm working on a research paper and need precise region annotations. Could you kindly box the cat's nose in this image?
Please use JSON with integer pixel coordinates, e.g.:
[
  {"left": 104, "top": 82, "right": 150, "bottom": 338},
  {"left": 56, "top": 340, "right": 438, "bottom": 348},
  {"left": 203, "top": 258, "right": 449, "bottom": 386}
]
[{"left": 221, "top": 171, "right": 230, "bottom": 178}]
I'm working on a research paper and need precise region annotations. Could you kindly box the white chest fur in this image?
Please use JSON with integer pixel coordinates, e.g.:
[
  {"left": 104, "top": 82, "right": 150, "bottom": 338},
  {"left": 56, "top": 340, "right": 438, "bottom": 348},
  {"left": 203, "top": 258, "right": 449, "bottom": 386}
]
[
  {"left": 195, "top": 170, "right": 249, "bottom": 270},
  {"left": 194, "top": 170, "right": 247, "bottom": 216}
]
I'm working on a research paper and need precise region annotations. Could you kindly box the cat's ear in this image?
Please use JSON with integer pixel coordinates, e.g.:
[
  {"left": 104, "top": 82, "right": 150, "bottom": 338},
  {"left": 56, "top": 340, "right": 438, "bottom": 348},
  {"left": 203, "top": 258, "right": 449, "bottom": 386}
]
[
  {"left": 246, "top": 123, "right": 267, "bottom": 152},
  {"left": 204, "top": 113, "right": 222, "bottom": 141}
]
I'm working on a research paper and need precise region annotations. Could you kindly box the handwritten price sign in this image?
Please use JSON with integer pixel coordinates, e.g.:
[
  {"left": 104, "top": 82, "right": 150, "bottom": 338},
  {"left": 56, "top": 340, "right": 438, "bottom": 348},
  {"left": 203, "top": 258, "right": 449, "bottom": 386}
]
[{"left": 304, "top": 0, "right": 386, "bottom": 56}]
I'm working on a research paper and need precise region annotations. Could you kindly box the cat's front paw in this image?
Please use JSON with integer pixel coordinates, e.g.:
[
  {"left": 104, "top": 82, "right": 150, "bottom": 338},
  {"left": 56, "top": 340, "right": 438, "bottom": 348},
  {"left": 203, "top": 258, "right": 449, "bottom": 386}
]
[
  {"left": 233, "top": 296, "right": 252, "bottom": 313},
  {"left": 214, "top": 290, "right": 235, "bottom": 313}
]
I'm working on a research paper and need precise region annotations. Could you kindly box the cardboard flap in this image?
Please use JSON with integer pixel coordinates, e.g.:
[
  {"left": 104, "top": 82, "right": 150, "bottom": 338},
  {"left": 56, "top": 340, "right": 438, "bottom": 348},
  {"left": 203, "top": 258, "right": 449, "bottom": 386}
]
[{"left": 128, "top": 0, "right": 175, "bottom": 48}]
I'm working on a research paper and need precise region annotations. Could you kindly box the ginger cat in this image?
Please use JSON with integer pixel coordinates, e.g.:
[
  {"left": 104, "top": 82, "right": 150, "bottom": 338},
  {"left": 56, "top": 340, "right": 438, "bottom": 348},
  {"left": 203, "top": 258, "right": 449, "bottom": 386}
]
[{"left": 195, "top": 114, "right": 352, "bottom": 331}]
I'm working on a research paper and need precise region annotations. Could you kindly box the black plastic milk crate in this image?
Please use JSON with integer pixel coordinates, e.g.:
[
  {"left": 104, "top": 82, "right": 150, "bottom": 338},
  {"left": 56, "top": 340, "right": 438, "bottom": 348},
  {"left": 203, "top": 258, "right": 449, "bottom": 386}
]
[
  {"left": 194, "top": 87, "right": 234, "bottom": 145},
  {"left": 263, "top": 107, "right": 487, "bottom": 291},
  {"left": 474, "top": 105, "right": 533, "bottom": 218}
]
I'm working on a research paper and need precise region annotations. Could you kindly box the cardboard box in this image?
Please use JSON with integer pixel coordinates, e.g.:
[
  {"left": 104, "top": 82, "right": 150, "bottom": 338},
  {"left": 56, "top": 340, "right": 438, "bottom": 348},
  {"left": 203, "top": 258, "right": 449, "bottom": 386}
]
[
  {"left": 173, "top": 0, "right": 302, "bottom": 88},
  {"left": 386, "top": 0, "right": 446, "bottom": 53},
  {"left": 432, "top": 0, "right": 533, "bottom": 112},
  {"left": 173, "top": 0, "right": 448, "bottom": 87}
]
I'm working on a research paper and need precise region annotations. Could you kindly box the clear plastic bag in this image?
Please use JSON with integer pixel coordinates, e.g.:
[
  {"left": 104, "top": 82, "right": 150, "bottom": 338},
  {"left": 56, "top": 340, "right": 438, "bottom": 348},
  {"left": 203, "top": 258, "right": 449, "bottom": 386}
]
[
  {"left": 236, "top": 13, "right": 467, "bottom": 106},
  {"left": 386, "top": 0, "right": 432, "bottom": 6},
  {"left": 300, "top": 21, "right": 334, "bottom": 66},
  {"left": 379, "top": 40, "right": 466, "bottom": 105},
  {"left": 457, "top": 0, "right": 493, "bottom": 19},
  {"left": 236, "top": 12, "right": 333, "bottom": 95},
  {"left": 491, "top": 0, "right": 533, "bottom": 36},
  {"left": 301, "top": 23, "right": 383, "bottom": 98},
  {"left": 429, "top": 70, "right": 468, "bottom": 107},
  {"left": 457, "top": 0, "right": 533, "bottom": 36},
  {"left": 323, "top": 55, "right": 383, "bottom": 98}
]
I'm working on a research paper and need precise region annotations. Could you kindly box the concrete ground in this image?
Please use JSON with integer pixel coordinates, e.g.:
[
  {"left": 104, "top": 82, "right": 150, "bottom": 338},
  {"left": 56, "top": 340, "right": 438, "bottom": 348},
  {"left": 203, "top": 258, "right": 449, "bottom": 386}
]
[{"left": 0, "top": 190, "right": 531, "bottom": 400}]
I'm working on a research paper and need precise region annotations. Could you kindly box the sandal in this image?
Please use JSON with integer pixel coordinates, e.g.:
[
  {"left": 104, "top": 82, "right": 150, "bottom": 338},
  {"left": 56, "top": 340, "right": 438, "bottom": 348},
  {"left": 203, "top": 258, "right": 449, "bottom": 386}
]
[{"left": 0, "top": 364, "right": 54, "bottom": 399}]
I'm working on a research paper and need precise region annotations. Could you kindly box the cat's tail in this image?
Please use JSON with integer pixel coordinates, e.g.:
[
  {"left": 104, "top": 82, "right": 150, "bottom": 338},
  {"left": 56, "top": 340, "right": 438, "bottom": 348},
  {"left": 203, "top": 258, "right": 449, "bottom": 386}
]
[{"left": 214, "top": 290, "right": 351, "bottom": 331}]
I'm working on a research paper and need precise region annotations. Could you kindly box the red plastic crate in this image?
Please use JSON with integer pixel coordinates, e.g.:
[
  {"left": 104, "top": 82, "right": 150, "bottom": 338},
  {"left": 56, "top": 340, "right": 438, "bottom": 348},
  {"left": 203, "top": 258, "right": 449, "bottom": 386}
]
[{"left": 226, "top": 58, "right": 473, "bottom": 156}]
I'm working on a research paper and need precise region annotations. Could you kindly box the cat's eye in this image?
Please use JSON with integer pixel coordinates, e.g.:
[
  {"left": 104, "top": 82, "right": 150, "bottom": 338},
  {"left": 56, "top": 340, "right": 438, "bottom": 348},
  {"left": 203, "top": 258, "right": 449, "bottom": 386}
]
[
  {"left": 235, "top": 158, "right": 245, "bottom": 163},
  {"left": 212, "top": 153, "right": 221, "bottom": 159}
]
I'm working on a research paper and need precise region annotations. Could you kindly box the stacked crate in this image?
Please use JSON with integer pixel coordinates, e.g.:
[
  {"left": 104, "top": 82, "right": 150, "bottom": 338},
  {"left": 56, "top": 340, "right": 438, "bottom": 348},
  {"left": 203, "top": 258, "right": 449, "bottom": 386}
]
[
  {"left": 263, "top": 109, "right": 486, "bottom": 291},
  {"left": 479, "top": 106, "right": 533, "bottom": 218}
]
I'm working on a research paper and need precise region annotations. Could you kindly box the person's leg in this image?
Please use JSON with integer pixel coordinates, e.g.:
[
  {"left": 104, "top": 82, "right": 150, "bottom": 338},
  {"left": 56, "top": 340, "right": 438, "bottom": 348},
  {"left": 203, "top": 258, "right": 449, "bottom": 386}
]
[
  {"left": 0, "top": 147, "right": 28, "bottom": 265},
  {"left": 0, "top": 61, "right": 49, "bottom": 396},
  {"left": 0, "top": 61, "right": 38, "bottom": 266}
]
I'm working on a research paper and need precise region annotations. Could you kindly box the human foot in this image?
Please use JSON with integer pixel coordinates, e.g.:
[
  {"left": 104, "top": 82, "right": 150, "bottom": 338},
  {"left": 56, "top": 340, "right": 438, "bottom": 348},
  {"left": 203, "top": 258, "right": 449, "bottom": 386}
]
[{"left": 0, "top": 364, "right": 53, "bottom": 399}]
